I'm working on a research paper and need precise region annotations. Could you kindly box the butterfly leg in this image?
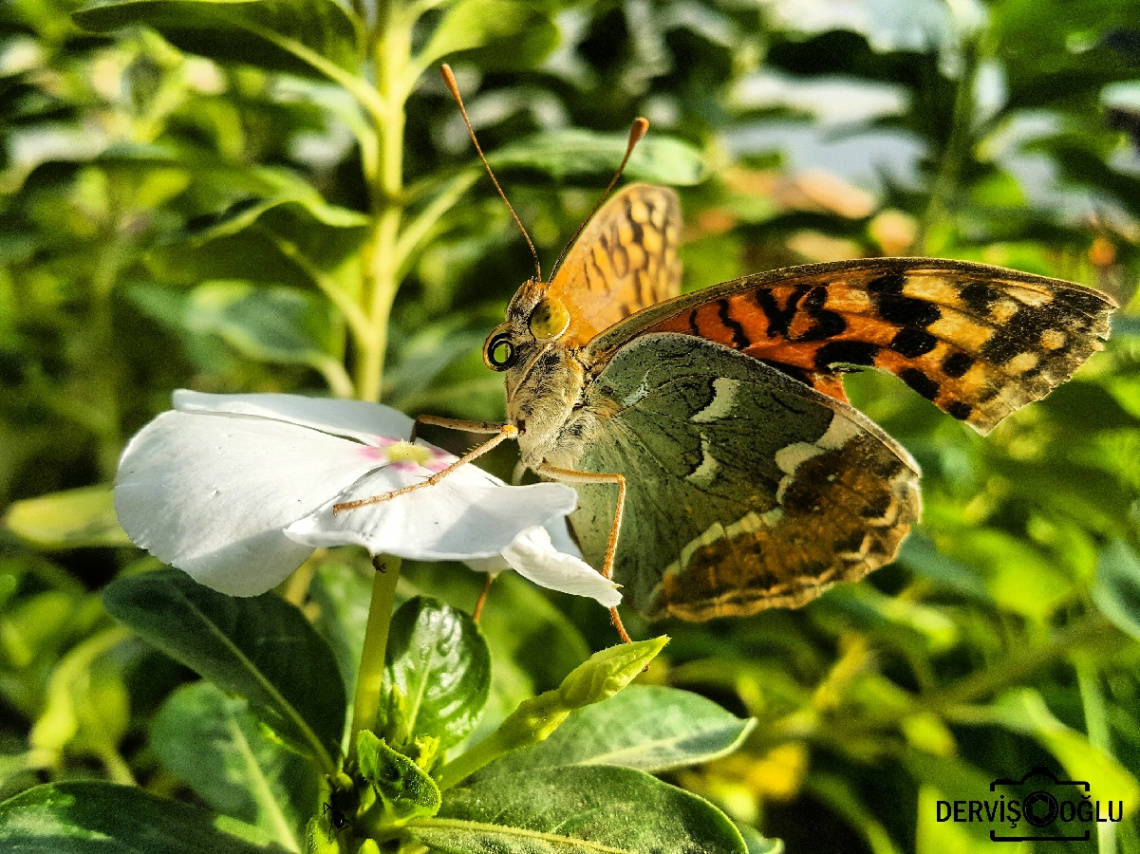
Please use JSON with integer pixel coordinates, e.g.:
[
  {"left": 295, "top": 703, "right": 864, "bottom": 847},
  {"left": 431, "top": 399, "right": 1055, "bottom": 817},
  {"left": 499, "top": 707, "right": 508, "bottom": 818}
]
[
  {"left": 534, "top": 463, "right": 631, "bottom": 644},
  {"left": 333, "top": 424, "right": 518, "bottom": 512},
  {"left": 472, "top": 572, "right": 497, "bottom": 622}
]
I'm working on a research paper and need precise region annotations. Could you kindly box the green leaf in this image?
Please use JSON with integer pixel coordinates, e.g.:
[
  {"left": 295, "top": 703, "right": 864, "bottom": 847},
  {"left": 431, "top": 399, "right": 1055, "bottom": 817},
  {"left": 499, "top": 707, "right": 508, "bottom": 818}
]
[
  {"left": 4, "top": 485, "right": 130, "bottom": 549},
  {"left": 183, "top": 190, "right": 369, "bottom": 245},
  {"left": 738, "top": 824, "right": 784, "bottom": 854},
  {"left": 356, "top": 731, "right": 441, "bottom": 824},
  {"left": 103, "top": 569, "right": 345, "bottom": 769},
  {"left": 1092, "top": 539, "right": 1140, "bottom": 639},
  {"left": 30, "top": 628, "right": 132, "bottom": 765},
  {"left": 0, "top": 781, "right": 284, "bottom": 853},
  {"left": 183, "top": 281, "right": 340, "bottom": 372},
  {"left": 411, "top": 766, "right": 747, "bottom": 854},
  {"left": 73, "top": 0, "right": 363, "bottom": 77},
  {"left": 151, "top": 682, "right": 319, "bottom": 849},
  {"left": 383, "top": 597, "right": 491, "bottom": 751},
  {"left": 487, "top": 130, "right": 707, "bottom": 186},
  {"left": 418, "top": 0, "right": 558, "bottom": 71},
  {"left": 434, "top": 637, "right": 668, "bottom": 790},
  {"left": 475, "top": 685, "right": 754, "bottom": 777}
]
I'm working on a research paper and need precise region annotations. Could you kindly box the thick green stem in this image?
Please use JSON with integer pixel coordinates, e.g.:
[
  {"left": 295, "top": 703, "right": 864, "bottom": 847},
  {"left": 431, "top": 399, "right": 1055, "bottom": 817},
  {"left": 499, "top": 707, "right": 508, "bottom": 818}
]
[
  {"left": 349, "top": 556, "right": 403, "bottom": 760},
  {"left": 354, "top": 5, "right": 413, "bottom": 401}
]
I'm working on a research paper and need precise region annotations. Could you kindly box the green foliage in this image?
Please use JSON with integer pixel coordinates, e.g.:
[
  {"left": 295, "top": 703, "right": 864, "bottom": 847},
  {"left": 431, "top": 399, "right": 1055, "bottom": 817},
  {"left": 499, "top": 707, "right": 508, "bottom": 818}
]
[
  {"left": 3, "top": 0, "right": 1140, "bottom": 851},
  {"left": 103, "top": 569, "right": 347, "bottom": 768},
  {"left": 380, "top": 597, "right": 491, "bottom": 752},
  {"left": 0, "top": 781, "right": 285, "bottom": 853}
]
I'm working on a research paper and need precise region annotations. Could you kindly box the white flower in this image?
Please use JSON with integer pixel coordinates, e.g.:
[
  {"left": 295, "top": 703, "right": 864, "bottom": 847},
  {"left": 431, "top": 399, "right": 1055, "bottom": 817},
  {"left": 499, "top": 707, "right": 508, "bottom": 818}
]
[{"left": 114, "top": 391, "right": 620, "bottom": 607}]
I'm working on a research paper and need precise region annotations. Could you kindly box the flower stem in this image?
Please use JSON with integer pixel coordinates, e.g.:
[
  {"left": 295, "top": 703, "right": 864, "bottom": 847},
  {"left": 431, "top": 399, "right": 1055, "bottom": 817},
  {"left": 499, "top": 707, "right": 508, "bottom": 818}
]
[{"left": 349, "top": 556, "right": 403, "bottom": 760}]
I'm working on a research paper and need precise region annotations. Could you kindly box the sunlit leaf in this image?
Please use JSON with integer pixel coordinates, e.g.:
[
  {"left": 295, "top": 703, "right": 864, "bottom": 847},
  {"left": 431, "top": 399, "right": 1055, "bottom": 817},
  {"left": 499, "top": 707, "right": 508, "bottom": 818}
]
[
  {"left": 419, "top": 0, "right": 557, "bottom": 71},
  {"left": 0, "top": 781, "right": 283, "bottom": 852},
  {"left": 475, "top": 686, "right": 754, "bottom": 777},
  {"left": 74, "top": 0, "right": 364, "bottom": 76},
  {"left": 382, "top": 597, "right": 491, "bottom": 751},
  {"left": 4, "top": 485, "right": 129, "bottom": 549}
]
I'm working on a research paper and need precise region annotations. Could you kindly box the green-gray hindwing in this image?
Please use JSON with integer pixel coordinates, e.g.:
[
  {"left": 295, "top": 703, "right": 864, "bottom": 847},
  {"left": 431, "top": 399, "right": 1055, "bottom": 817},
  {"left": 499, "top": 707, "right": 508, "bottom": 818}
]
[{"left": 569, "top": 333, "right": 921, "bottom": 620}]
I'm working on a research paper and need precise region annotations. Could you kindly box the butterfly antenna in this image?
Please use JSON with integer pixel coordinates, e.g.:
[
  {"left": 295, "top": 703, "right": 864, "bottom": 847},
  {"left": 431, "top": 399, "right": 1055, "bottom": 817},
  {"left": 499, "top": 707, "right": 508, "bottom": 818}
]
[
  {"left": 548, "top": 116, "right": 650, "bottom": 281},
  {"left": 441, "top": 64, "right": 542, "bottom": 283}
]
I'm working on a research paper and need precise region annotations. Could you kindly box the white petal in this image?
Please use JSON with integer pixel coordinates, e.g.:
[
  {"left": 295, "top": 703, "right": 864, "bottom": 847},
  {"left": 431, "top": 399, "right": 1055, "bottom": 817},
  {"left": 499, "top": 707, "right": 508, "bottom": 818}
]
[
  {"left": 115, "top": 410, "right": 384, "bottom": 596},
  {"left": 501, "top": 526, "right": 622, "bottom": 607},
  {"left": 174, "top": 390, "right": 414, "bottom": 446},
  {"left": 464, "top": 517, "right": 583, "bottom": 574},
  {"left": 284, "top": 468, "right": 579, "bottom": 561}
]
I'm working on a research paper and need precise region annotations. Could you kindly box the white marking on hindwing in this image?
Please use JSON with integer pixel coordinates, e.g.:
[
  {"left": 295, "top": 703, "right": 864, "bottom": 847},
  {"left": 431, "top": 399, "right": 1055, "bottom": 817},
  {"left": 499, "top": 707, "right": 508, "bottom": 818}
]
[
  {"left": 663, "top": 509, "right": 782, "bottom": 579},
  {"left": 774, "top": 412, "right": 858, "bottom": 504},
  {"left": 691, "top": 377, "right": 741, "bottom": 423},
  {"left": 686, "top": 435, "right": 720, "bottom": 488},
  {"left": 621, "top": 376, "right": 653, "bottom": 407}
]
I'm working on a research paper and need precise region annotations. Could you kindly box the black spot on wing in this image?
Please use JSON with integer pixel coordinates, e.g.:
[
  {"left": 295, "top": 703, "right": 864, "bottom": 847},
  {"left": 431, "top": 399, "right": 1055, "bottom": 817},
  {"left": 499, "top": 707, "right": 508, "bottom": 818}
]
[
  {"left": 814, "top": 340, "right": 880, "bottom": 371},
  {"left": 867, "top": 272, "right": 907, "bottom": 294},
  {"left": 874, "top": 293, "right": 942, "bottom": 327},
  {"left": 900, "top": 367, "right": 940, "bottom": 400},
  {"left": 959, "top": 281, "right": 997, "bottom": 314},
  {"left": 755, "top": 285, "right": 808, "bottom": 338},
  {"left": 941, "top": 351, "right": 975, "bottom": 378},
  {"left": 980, "top": 306, "right": 1056, "bottom": 363},
  {"left": 717, "top": 298, "right": 750, "bottom": 349},
  {"left": 889, "top": 328, "right": 937, "bottom": 358},
  {"left": 688, "top": 309, "right": 701, "bottom": 337},
  {"left": 946, "top": 401, "right": 973, "bottom": 420}
]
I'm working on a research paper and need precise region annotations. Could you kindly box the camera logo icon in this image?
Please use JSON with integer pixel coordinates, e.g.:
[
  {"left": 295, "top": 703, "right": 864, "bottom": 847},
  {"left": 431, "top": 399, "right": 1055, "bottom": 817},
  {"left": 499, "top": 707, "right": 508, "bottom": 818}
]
[{"left": 989, "top": 768, "right": 1090, "bottom": 842}]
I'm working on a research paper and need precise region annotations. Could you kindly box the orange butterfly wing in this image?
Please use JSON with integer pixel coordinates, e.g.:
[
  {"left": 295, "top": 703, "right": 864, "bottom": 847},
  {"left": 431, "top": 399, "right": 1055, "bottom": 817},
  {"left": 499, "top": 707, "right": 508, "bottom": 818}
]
[
  {"left": 547, "top": 183, "right": 683, "bottom": 348},
  {"left": 586, "top": 258, "right": 1116, "bottom": 434}
]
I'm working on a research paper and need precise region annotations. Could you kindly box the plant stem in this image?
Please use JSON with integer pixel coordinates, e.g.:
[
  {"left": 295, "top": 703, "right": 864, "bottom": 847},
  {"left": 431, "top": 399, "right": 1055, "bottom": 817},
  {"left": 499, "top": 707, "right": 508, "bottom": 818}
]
[
  {"left": 915, "top": 35, "right": 979, "bottom": 254},
  {"left": 355, "top": 2, "right": 413, "bottom": 401},
  {"left": 349, "top": 556, "right": 403, "bottom": 761}
]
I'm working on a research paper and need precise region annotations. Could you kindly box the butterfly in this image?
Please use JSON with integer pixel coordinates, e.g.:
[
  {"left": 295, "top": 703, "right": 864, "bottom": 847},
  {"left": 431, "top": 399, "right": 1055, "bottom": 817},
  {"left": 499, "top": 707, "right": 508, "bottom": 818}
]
[{"left": 475, "top": 182, "right": 1116, "bottom": 622}]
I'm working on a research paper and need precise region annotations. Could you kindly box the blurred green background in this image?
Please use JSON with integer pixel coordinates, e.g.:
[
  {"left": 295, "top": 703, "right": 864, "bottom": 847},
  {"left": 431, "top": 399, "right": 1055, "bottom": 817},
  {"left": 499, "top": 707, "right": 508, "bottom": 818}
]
[{"left": 2, "top": 0, "right": 1140, "bottom": 851}]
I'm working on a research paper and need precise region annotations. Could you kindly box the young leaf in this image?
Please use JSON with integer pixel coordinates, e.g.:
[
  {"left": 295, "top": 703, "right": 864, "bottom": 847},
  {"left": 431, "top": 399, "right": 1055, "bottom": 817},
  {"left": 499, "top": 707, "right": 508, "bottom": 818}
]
[
  {"left": 73, "top": 0, "right": 364, "bottom": 77},
  {"left": 356, "top": 731, "right": 441, "bottom": 825},
  {"left": 0, "top": 781, "right": 284, "bottom": 853},
  {"left": 474, "top": 685, "right": 755, "bottom": 777},
  {"left": 103, "top": 569, "right": 345, "bottom": 770},
  {"left": 417, "top": 0, "right": 558, "bottom": 71},
  {"left": 382, "top": 597, "right": 491, "bottom": 751},
  {"left": 410, "top": 766, "right": 748, "bottom": 854},
  {"left": 434, "top": 636, "right": 668, "bottom": 790},
  {"left": 151, "top": 682, "right": 320, "bottom": 849}
]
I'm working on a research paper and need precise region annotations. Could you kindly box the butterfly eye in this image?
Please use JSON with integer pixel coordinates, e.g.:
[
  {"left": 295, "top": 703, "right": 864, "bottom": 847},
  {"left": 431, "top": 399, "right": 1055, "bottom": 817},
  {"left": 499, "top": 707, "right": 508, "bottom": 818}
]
[
  {"left": 529, "top": 298, "right": 570, "bottom": 341},
  {"left": 485, "top": 333, "right": 517, "bottom": 371}
]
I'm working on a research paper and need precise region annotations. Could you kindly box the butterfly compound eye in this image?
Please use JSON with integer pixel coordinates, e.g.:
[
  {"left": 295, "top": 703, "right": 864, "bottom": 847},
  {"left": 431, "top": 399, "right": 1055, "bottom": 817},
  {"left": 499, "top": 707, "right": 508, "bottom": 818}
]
[
  {"left": 528, "top": 298, "right": 570, "bottom": 341},
  {"left": 484, "top": 333, "right": 517, "bottom": 371}
]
